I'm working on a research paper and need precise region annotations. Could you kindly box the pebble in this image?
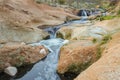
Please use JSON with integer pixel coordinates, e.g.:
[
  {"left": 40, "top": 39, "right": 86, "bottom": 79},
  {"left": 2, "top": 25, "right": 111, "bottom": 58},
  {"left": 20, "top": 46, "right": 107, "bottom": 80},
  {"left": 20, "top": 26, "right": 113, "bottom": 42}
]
[
  {"left": 39, "top": 48, "right": 46, "bottom": 54},
  {"left": 4, "top": 66, "right": 17, "bottom": 76},
  {"left": 63, "top": 40, "right": 69, "bottom": 45}
]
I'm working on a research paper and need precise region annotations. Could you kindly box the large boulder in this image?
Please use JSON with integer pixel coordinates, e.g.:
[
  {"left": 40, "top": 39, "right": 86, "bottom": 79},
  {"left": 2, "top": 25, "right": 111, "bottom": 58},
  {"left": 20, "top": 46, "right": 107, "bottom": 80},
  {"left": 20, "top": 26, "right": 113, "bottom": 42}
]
[
  {"left": 0, "top": 42, "right": 48, "bottom": 72},
  {"left": 74, "top": 32, "right": 120, "bottom": 80},
  {"left": 57, "top": 40, "right": 100, "bottom": 74}
]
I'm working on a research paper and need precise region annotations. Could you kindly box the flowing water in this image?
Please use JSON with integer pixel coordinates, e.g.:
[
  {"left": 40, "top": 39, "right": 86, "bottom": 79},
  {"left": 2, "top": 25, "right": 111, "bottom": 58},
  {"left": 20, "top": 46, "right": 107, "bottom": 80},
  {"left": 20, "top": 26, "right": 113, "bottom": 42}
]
[
  {"left": 0, "top": 9, "right": 107, "bottom": 80},
  {"left": 18, "top": 38, "right": 67, "bottom": 80},
  {"left": 11, "top": 11, "right": 89, "bottom": 80}
]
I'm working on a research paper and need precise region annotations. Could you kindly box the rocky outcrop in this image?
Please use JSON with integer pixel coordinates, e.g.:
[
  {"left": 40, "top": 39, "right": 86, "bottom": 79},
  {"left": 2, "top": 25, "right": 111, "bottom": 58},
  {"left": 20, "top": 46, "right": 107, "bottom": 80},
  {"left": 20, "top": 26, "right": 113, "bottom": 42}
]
[
  {"left": 0, "top": 23, "right": 49, "bottom": 43},
  {"left": 0, "top": 0, "right": 80, "bottom": 43},
  {"left": 0, "top": 42, "right": 48, "bottom": 72},
  {"left": 74, "top": 32, "right": 120, "bottom": 80},
  {"left": 56, "top": 25, "right": 107, "bottom": 41},
  {"left": 57, "top": 21, "right": 109, "bottom": 76},
  {"left": 57, "top": 40, "right": 100, "bottom": 74},
  {"left": 94, "top": 18, "right": 120, "bottom": 32}
]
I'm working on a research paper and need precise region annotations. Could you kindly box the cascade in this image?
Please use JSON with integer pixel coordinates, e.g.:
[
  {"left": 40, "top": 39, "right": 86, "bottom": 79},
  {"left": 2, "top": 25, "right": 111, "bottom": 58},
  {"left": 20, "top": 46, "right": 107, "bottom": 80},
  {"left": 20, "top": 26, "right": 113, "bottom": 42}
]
[{"left": 12, "top": 17, "right": 89, "bottom": 80}]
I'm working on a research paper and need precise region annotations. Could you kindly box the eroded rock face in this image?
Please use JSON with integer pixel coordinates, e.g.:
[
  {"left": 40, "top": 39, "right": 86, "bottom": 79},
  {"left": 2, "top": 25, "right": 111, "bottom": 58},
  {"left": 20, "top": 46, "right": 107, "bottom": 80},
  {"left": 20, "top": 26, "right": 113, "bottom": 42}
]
[
  {"left": 57, "top": 40, "right": 99, "bottom": 74},
  {"left": 0, "top": 42, "right": 48, "bottom": 72},
  {"left": 74, "top": 32, "right": 120, "bottom": 80}
]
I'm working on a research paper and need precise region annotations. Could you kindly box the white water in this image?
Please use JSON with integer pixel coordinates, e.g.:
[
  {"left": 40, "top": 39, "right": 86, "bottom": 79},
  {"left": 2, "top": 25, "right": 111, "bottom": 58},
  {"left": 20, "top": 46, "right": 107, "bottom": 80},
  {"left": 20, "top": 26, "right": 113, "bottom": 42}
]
[
  {"left": 81, "top": 10, "right": 88, "bottom": 20},
  {"left": 82, "top": 10, "right": 87, "bottom": 16},
  {"left": 18, "top": 39, "right": 68, "bottom": 80}
]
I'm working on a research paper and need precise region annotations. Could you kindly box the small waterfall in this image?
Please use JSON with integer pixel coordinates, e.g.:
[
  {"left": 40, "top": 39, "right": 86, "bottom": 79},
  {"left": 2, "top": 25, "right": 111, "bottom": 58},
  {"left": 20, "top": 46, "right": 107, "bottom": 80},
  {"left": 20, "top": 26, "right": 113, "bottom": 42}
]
[
  {"left": 77, "top": 9, "right": 88, "bottom": 20},
  {"left": 17, "top": 39, "right": 67, "bottom": 80},
  {"left": 81, "top": 10, "right": 87, "bottom": 16},
  {"left": 44, "top": 26, "right": 61, "bottom": 38}
]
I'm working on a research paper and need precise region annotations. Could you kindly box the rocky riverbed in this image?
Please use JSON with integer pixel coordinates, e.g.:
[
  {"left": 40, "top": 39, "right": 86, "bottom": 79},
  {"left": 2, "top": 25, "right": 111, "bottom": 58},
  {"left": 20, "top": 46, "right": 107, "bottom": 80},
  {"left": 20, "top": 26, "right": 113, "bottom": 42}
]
[{"left": 0, "top": 0, "right": 120, "bottom": 80}]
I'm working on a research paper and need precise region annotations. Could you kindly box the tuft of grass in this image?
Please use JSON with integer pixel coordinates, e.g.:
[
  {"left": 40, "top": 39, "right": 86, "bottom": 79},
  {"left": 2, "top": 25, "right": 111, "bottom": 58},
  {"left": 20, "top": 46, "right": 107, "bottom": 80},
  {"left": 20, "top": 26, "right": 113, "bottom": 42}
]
[
  {"left": 116, "top": 10, "right": 120, "bottom": 17},
  {"left": 100, "top": 34, "right": 112, "bottom": 45},
  {"left": 67, "top": 61, "right": 91, "bottom": 74},
  {"left": 15, "top": 56, "right": 25, "bottom": 67},
  {"left": 100, "top": 15, "right": 115, "bottom": 21},
  {"left": 96, "top": 47, "right": 103, "bottom": 59},
  {"left": 117, "top": 10, "right": 120, "bottom": 15},
  {"left": 92, "top": 38, "right": 97, "bottom": 43}
]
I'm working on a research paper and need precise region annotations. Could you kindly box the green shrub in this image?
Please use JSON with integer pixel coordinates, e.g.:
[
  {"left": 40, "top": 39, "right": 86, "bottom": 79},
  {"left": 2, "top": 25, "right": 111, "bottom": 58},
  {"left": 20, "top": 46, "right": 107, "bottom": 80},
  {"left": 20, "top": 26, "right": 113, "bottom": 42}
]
[{"left": 58, "top": 0, "right": 65, "bottom": 4}]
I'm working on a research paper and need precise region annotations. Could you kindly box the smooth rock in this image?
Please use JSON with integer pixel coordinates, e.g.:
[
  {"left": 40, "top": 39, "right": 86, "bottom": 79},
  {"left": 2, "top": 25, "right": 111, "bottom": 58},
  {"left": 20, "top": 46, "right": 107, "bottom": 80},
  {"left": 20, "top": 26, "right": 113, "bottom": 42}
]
[
  {"left": 57, "top": 26, "right": 107, "bottom": 41},
  {"left": 62, "top": 40, "right": 69, "bottom": 45},
  {"left": 39, "top": 48, "right": 47, "bottom": 54},
  {"left": 57, "top": 40, "right": 99, "bottom": 74},
  {"left": 4, "top": 66, "right": 17, "bottom": 76}
]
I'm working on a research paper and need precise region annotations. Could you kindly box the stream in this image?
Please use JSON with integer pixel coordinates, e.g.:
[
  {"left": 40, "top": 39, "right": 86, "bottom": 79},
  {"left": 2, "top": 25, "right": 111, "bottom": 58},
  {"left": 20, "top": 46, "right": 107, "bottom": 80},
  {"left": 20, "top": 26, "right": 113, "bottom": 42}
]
[
  {"left": 5, "top": 10, "right": 90, "bottom": 80},
  {"left": 15, "top": 11, "right": 90, "bottom": 80},
  {"left": 16, "top": 20, "right": 88, "bottom": 80},
  {"left": 18, "top": 38, "right": 66, "bottom": 80},
  {"left": 16, "top": 20, "right": 90, "bottom": 80}
]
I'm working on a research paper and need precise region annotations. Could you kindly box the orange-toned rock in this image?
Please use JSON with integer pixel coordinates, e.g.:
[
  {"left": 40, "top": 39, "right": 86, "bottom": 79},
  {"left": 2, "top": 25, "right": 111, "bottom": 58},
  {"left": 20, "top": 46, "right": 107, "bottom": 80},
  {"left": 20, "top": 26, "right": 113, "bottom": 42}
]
[
  {"left": 74, "top": 32, "right": 120, "bottom": 80},
  {"left": 57, "top": 40, "right": 99, "bottom": 74},
  {"left": 0, "top": 42, "right": 48, "bottom": 72}
]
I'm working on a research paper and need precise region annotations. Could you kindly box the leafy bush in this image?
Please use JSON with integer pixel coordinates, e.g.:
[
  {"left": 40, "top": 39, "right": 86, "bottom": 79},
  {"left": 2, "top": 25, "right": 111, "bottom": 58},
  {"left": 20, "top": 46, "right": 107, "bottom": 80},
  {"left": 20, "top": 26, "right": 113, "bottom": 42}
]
[{"left": 58, "top": 0, "right": 65, "bottom": 4}]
